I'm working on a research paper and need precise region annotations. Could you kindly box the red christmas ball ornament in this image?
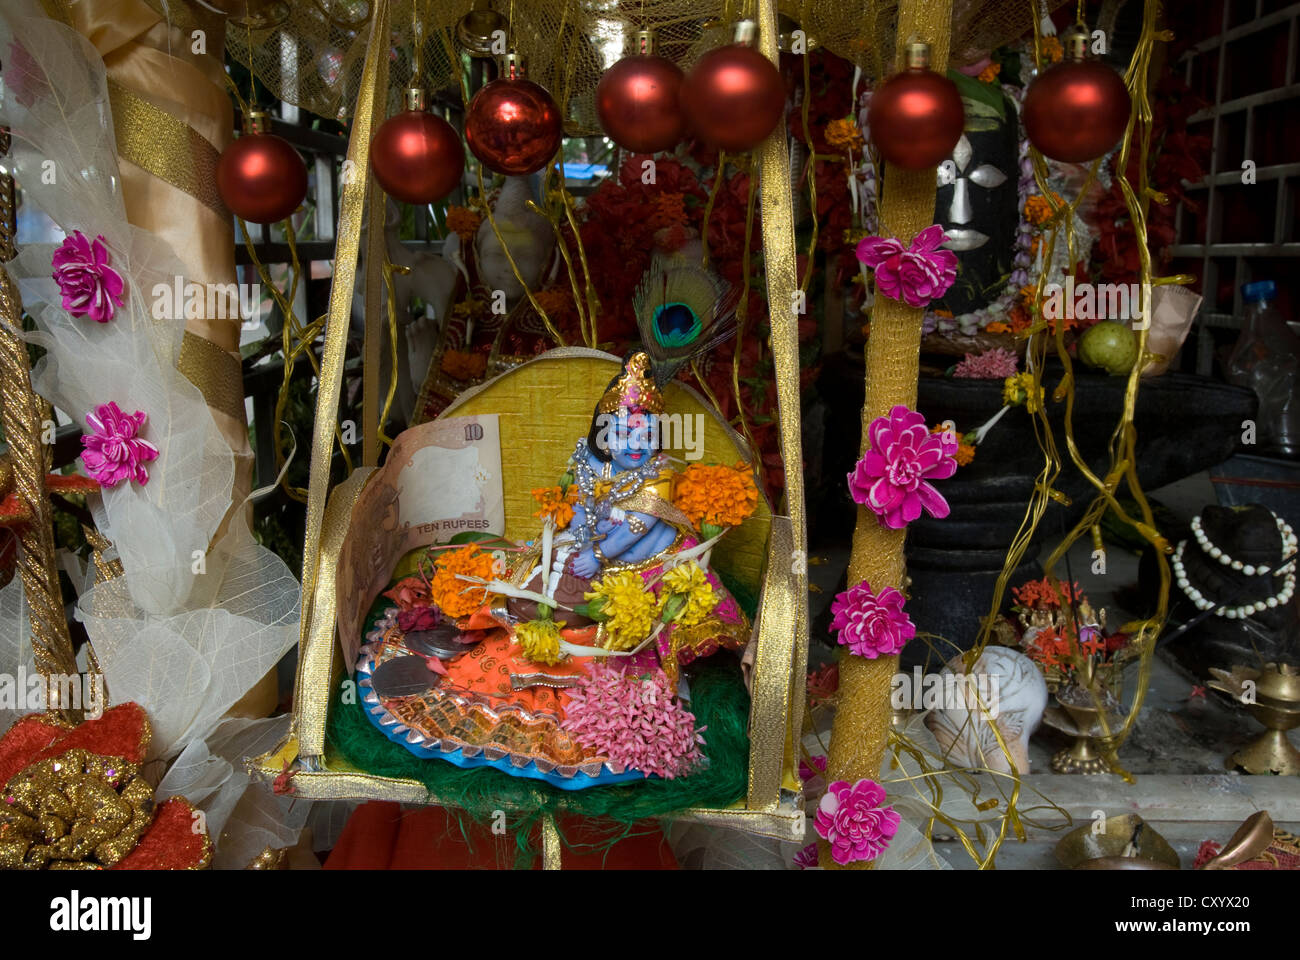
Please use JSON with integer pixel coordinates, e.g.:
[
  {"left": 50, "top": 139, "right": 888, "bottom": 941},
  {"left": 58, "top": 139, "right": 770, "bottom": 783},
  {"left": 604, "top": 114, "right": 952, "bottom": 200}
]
[
  {"left": 216, "top": 110, "right": 308, "bottom": 224},
  {"left": 867, "top": 43, "right": 964, "bottom": 171},
  {"left": 597, "top": 30, "right": 684, "bottom": 153},
  {"left": 465, "top": 55, "right": 563, "bottom": 176},
  {"left": 1023, "top": 30, "right": 1131, "bottom": 163},
  {"left": 679, "top": 24, "right": 785, "bottom": 153},
  {"left": 370, "top": 88, "right": 465, "bottom": 204}
]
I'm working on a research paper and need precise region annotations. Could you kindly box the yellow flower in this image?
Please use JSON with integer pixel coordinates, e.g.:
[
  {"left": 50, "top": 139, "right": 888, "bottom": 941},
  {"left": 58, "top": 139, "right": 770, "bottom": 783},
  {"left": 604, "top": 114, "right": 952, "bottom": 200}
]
[
  {"left": 825, "top": 117, "right": 864, "bottom": 154},
  {"left": 661, "top": 562, "right": 717, "bottom": 627},
  {"left": 428, "top": 544, "right": 496, "bottom": 619},
  {"left": 1003, "top": 372, "right": 1044, "bottom": 414},
  {"left": 586, "top": 569, "right": 658, "bottom": 651},
  {"left": 673, "top": 462, "right": 759, "bottom": 530},
  {"left": 516, "top": 618, "right": 565, "bottom": 666}
]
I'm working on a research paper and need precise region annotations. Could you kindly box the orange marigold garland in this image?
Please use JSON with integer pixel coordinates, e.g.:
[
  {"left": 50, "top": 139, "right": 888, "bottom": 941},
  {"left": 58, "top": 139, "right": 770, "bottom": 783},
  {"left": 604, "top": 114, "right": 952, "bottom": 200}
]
[
  {"left": 673, "top": 462, "right": 759, "bottom": 534},
  {"left": 531, "top": 485, "right": 576, "bottom": 529},
  {"left": 427, "top": 543, "right": 497, "bottom": 619},
  {"left": 446, "top": 205, "right": 483, "bottom": 238}
]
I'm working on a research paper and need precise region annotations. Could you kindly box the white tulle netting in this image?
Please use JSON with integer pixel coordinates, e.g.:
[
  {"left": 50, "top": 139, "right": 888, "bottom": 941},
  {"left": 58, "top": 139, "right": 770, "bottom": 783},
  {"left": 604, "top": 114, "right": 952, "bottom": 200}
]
[{"left": 0, "top": 1, "right": 304, "bottom": 863}]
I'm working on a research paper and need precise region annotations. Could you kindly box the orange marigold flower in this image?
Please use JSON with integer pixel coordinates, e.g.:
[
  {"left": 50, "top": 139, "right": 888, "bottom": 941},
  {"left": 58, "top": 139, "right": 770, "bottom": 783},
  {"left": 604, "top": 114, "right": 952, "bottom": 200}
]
[
  {"left": 674, "top": 462, "right": 759, "bottom": 530},
  {"left": 531, "top": 287, "right": 573, "bottom": 317},
  {"left": 647, "top": 192, "right": 688, "bottom": 229},
  {"left": 1024, "top": 193, "right": 1064, "bottom": 226},
  {"left": 825, "top": 117, "right": 864, "bottom": 154},
  {"left": 446, "top": 205, "right": 483, "bottom": 238},
  {"left": 977, "top": 62, "right": 1002, "bottom": 83},
  {"left": 933, "top": 307, "right": 954, "bottom": 319},
  {"left": 428, "top": 544, "right": 497, "bottom": 619},
  {"left": 441, "top": 349, "right": 487, "bottom": 381},
  {"left": 532, "top": 485, "right": 575, "bottom": 529},
  {"left": 1042, "top": 36, "right": 1064, "bottom": 64},
  {"left": 955, "top": 443, "right": 976, "bottom": 466},
  {"left": 984, "top": 321, "right": 1012, "bottom": 334}
]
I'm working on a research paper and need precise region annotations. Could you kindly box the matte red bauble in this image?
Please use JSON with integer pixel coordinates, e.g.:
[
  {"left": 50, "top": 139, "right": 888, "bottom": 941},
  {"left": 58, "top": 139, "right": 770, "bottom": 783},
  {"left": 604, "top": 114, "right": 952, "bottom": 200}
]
[
  {"left": 679, "top": 44, "right": 785, "bottom": 152},
  {"left": 597, "top": 54, "right": 685, "bottom": 153},
  {"left": 867, "top": 48, "right": 964, "bottom": 170},
  {"left": 216, "top": 113, "right": 308, "bottom": 224},
  {"left": 465, "top": 76, "right": 563, "bottom": 176},
  {"left": 1023, "top": 56, "right": 1131, "bottom": 162},
  {"left": 370, "top": 99, "right": 465, "bottom": 204}
]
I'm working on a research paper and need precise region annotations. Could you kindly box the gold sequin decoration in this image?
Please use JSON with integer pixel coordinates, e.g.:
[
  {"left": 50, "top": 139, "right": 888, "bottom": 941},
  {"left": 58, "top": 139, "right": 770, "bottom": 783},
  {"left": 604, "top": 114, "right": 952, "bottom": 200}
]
[{"left": 0, "top": 749, "right": 153, "bottom": 870}]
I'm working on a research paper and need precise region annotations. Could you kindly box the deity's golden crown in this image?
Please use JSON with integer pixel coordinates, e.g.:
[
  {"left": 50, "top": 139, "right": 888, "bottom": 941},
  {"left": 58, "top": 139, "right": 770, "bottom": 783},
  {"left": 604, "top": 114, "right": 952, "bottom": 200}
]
[{"left": 598, "top": 352, "right": 664, "bottom": 414}]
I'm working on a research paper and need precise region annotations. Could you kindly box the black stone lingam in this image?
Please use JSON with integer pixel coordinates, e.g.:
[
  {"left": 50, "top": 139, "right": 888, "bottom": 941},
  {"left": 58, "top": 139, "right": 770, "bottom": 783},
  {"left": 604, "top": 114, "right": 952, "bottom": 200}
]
[
  {"left": 813, "top": 354, "right": 1259, "bottom": 667},
  {"left": 1152, "top": 504, "right": 1299, "bottom": 677}
]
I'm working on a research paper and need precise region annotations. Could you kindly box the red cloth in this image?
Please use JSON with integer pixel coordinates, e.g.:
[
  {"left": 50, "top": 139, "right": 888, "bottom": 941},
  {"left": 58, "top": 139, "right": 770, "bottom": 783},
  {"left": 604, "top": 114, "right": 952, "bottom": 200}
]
[{"left": 324, "top": 801, "right": 679, "bottom": 870}]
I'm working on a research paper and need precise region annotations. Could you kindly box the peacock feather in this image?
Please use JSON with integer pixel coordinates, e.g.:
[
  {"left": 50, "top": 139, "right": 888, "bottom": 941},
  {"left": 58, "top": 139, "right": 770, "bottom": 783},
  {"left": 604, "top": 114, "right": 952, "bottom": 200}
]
[{"left": 633, "top": 251, "right": 738, "bottom": 384}]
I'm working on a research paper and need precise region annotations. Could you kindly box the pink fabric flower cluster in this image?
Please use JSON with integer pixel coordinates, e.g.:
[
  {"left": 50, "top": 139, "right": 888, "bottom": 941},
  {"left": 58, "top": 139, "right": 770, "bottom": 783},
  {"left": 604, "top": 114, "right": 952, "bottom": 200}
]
[
  {"left": 829, "top": 580, "right": 915, "bottom": 659},
  {"left": 954, "top": 347, "right": 1019, "bottom": 379},
  {"left": 561, "top": 664, "right": 705, "bottom": 779},
  {"left": 814, "top": 778, "right": 901, "bottom": 866},
  {"left": 793, "top": 843, "right": 820, "bottom": 869},
  {"left": 80, "top": 402, "right": 158, "bottom": 487},
  {"left": 52, "top": 231, "right": 125, "bottom": 323},
  {"left": 855, "top": 224, "right": 958, "bottom": 309},
  {"left": 848, "top": 404, "right": 958, "bottom": 529},
  {"left": 396, "top": 605, "right": 441, "bottom": 633}
]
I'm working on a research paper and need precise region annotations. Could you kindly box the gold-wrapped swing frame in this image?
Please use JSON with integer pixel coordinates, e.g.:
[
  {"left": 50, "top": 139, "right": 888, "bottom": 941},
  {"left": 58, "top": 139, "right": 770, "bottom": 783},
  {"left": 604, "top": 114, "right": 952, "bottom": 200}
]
[{"left": 252, "top": 0, "right": 809, "bottom": 843}]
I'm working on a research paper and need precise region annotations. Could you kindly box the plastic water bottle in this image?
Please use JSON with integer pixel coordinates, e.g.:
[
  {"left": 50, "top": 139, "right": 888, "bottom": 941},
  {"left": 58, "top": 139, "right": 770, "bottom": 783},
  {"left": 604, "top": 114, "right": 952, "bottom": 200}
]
[{"left": 1226, "top": 280, "right": 1299, "bottom": 458}]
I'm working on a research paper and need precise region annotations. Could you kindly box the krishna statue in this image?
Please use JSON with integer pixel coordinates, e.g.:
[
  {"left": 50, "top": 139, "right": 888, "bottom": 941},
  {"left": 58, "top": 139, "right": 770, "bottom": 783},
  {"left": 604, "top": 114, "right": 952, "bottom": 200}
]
[{"left": 356, "top": 254, "right": 760, "bottom": 788}]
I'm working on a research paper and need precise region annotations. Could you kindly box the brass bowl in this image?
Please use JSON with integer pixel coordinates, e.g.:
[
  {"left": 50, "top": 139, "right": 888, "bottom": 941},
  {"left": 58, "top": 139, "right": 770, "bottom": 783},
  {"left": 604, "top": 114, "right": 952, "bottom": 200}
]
[{"left": 1055, "top": 814, "right": 1181, "bottom": 870}]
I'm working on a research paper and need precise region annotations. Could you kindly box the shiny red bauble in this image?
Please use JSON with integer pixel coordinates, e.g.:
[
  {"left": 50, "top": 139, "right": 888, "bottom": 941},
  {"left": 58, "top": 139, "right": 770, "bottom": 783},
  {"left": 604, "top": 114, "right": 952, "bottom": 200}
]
[
  {"left": 464, "top": 78, "right": 563, "bottom": 176},
  {"left": 1023, "top": 59, "right": 1132, "bottom": 162},
  {"left": 216, "top": 131, "right": 308, "bottom": 224},
  {"left": 597, "top": 54, "right": 685, "bottom": 153},
  {"left": 867, "top": 68, "right": 964, "bottom": 170},
  {"left": 370, "top": 110, "right": 465, "bottom": 204},
  {"left": 679, "top": 44, "right": 785, "bottom": 152}
]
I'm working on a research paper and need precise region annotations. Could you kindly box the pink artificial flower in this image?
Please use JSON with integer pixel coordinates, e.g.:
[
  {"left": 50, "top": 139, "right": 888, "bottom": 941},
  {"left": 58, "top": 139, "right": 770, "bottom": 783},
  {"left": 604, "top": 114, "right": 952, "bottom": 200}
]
[
  {"left": 799, "top": 754, "right": 828, "bottom": 781},
  {"left": 793, "top": 843, "right": 820, "bottom": 869},
  {"left": 829, "top": 580, "right": 915, "bottom": 659},
  {"left": 954, "top": 347, "right": 1019, "bottom": 379},
  {"left": 52, "top": 230, "right": 125, "bottom": 323},
  {"left": 855, "top": 224, "right": 958, "bottom": 309},
  {"left": 80, "top": 402, "right": 158, "bottom": 487},
  {"left": 814, "top": 778, "right": 901, "bottom": 866},
  {"left": 848, "top": 404, "right": 958, "bottom": 528}
]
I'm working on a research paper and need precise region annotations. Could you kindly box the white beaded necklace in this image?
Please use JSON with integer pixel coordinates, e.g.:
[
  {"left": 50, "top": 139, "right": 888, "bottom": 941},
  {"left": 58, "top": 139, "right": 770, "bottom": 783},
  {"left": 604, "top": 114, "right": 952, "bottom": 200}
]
[
  {"left": 1189, "top": 513, "right": 1296, "bottom": 577},
  {"left": 1172, "top": 533, "right": 1297, "bottom": 620}
]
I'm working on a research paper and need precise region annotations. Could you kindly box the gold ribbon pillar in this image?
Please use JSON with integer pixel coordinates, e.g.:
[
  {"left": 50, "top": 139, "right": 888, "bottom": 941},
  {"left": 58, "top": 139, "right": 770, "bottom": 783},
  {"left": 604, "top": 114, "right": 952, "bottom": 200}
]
[{"left": 823, "top": 0, "right": 954, "bottom": 869}]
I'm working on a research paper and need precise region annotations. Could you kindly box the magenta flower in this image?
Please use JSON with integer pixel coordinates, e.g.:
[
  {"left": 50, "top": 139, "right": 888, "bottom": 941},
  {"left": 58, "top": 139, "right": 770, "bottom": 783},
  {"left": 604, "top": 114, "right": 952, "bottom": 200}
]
[
  {"left": 954, "top": 347, "right": 1019, "bottom": 379},
  {"left": 80, "top": 402, "right": 158, "bottom": 487},
  {"left": 396, "top": 605, "right": 441, "bottom": 633},
  {"left": 799, "top": 754, "right": 828, "bottom": 781},
  {"left": 848, "top": 404, "right": 958, "bottom": 528},
  {"left": 855, "top": 224, "right": 958, "bottom": 309},
  {"left": 793, "top": 843, "right": 820, "bottom": 869},
  {"left": 52, "top": 231, "right": 125, "bottom": 323},
  {"left": 829, "top": 580, "right": 915, "bottom": 659},
  {"left": 814, "top": 778, "right": 900, "bottom": 865}
]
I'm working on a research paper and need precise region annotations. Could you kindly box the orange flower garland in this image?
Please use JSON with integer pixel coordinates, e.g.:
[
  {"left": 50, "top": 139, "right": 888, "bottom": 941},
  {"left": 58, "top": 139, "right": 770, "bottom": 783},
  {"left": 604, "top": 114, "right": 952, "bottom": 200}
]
[
  {"left": 673, "top": 462, "right": 759, "bottom": 531},
  {"left": 427, "top": 544, "right": 497, "bottom": 619},
  {"left": 531, "top": 485, "right": 576, "bottom": 529}
]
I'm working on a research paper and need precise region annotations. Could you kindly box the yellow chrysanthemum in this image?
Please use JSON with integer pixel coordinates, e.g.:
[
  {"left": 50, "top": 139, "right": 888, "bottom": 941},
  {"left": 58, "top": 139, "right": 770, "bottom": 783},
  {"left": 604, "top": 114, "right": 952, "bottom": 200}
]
[
  {"left": 428, "top": 544, "right": 496, "bottom": 619},
  {"left": 661, "top": 562, "right": 718, "bottom": 627},
  {"left": 586, "top": 569, "right": 658, "bottom": 652},
  {"left": 1003, "top": 372, "right": 1044, "bottom": 415},
  {"left": 516, "top": 618, "right": 565, "bottom": 666}
]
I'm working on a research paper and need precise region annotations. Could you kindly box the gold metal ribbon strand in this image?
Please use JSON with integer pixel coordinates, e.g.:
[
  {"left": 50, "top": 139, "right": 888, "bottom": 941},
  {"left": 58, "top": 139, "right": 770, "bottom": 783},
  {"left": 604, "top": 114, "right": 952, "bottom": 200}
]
[
  {"left": 823, "top": 0, "right": 954, "bottom": 869},
  {"left": 747, "top": 0, "right": 809, "bottom": 810},
  {"left": 299, "top": 0, "right": 392, "bottom": 650}
]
